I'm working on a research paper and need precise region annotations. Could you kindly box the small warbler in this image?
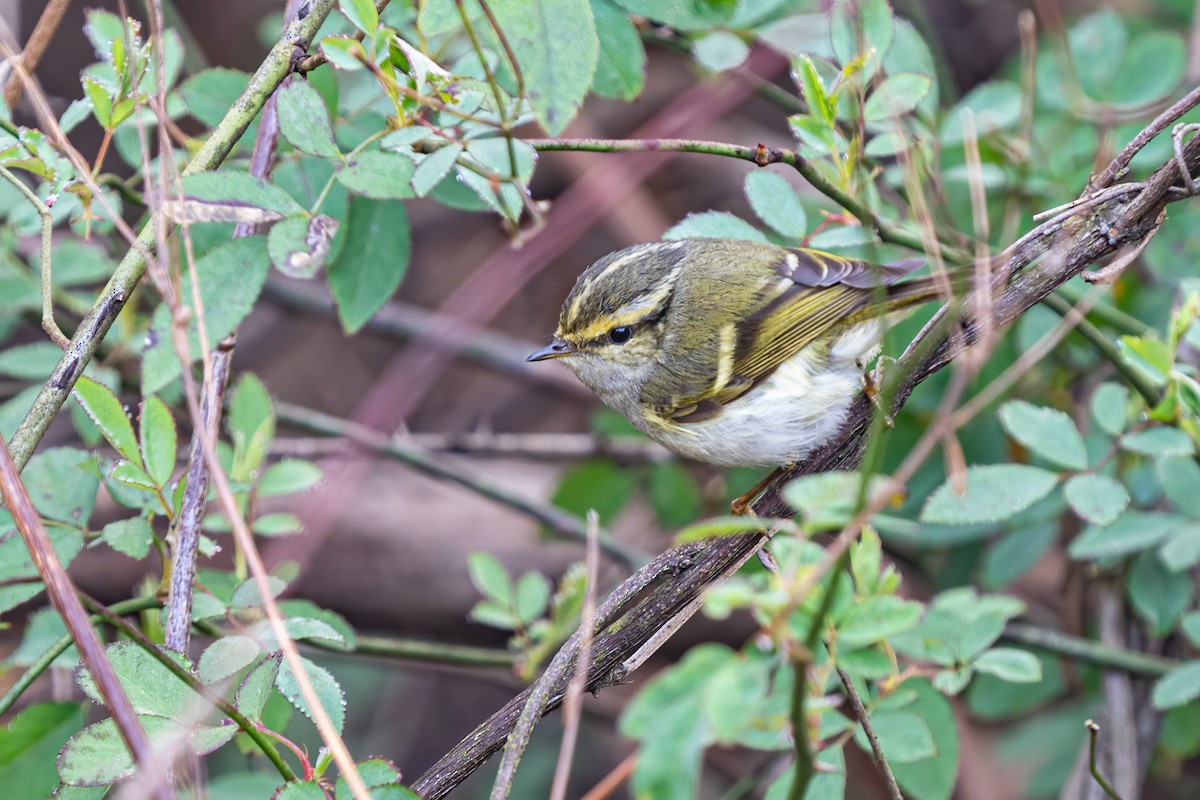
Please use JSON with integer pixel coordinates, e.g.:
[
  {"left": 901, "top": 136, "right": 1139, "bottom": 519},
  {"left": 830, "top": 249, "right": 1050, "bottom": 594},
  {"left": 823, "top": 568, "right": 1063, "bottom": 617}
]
[{"left": 528, "top": 238, "right": 948, "bottom": 510}]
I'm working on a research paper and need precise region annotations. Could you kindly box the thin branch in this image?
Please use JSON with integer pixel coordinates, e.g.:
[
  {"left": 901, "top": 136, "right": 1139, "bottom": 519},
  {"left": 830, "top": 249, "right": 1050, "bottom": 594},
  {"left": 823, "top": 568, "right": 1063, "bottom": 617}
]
[
  {"left": 836, "top": 667, "right": 903, "bottom": 800},
  {"left": 274, "top": 402, "right": 647, "bottom": 568},
  {"left": 80, "top": 595, "right": 297, "bottom": 782},
  {"left": 1089, "top": 84, "right": 1200, "bottom": 191},
  {"left": 1086, "top": 721, "right": 1125, "bottom": 800},
  {"left": 262, "top": 280, "right": 590, "bottom": 400},
  {"left": 0, "top": 165, "right": 69, "bottom": 348},
  {"left": 1001, "top": 623, "right": 1174, "bottom": 677},
  {"left": 548, "top": 511, "right": 601, "bottom": 800},
  {"left": 294, "top": 0, "right": 393, "bottom": 73},
  {"left": 788, "top": 554, "right": 847, "bottom": 800},
  {"left": 2, "top": 0, "right": 71, "bottom": 109},
  {"left": 1040, "top": 293, "right": 1162, "bottom": 406},
  {"left": 0, "top": 438, "right": 173, "bottom": 800},
  {"left": 164, "top": 338, "right": 234, "bottom": 651},
  {"left": 270, "top": 432, "right": 670, "bottom": 463},
  {"left": 6, "top": 0, "right": 339, "bottom": 471},
  {"left": 0, "top": 596, "right": 160, "bottom": 717},
  {"left": 164, "top": 0, "right": 297, "bottom": 655}
]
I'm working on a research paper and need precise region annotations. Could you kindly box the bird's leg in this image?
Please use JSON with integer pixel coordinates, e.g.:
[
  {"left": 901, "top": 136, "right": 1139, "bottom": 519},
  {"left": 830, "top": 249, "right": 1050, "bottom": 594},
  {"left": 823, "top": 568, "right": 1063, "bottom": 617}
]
[
  {"left": 730, "top": 465, "right": 787, "bottom": 516},
  {"left": 862, "top": 356, "right": 897, "bottom": 428}
]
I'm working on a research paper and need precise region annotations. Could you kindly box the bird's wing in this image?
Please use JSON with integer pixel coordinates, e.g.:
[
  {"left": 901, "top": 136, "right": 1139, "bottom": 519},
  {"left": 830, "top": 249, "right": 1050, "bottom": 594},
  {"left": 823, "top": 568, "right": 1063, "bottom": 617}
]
[{"left": 642, "top": 249, "right": 911, "bottom": 425}]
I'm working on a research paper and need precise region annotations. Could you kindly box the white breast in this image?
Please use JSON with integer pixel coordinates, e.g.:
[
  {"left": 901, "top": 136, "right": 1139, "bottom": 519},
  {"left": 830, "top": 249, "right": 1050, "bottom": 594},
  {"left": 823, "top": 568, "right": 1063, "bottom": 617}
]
[{"left": 638, "top": 321, "right": 881, "bottom": 467}]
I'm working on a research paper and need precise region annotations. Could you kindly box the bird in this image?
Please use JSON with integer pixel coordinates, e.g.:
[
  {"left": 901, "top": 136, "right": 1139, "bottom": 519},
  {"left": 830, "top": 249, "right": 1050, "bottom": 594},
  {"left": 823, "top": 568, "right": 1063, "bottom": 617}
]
[{"left": 527, "top": 237, "right": 949, "bottom": 513}]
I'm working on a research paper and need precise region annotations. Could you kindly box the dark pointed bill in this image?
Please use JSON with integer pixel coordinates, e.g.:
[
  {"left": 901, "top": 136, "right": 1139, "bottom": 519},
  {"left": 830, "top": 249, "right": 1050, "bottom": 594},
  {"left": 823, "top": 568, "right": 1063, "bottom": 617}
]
[{"left": 526, "top": 339, "right": 575, "bottom": 362}]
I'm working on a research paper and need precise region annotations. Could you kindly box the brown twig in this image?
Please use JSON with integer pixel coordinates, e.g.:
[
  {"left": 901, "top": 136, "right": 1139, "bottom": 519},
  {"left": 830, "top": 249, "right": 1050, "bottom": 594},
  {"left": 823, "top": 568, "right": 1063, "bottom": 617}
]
[
  {"left": 547, "top": 511, "right": 601, "bottom": 800},
  {"left": 0, "top": 437, "right": 173, "bottom": 800},
  {"left": 2, "top": 0, "right": 71, "bottom": 109},
  {"left": 1089, "top": 84, "right": 1200, "bottom": 191},
  {"left": 836, "top": 666, "right": 903, "bottom": 800}
]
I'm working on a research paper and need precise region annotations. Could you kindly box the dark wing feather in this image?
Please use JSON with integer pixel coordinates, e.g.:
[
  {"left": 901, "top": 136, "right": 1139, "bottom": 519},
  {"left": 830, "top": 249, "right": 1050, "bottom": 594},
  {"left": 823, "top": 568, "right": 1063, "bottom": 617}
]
[{"left": 647, "top": 248, "right": 924, "bottom": 424}]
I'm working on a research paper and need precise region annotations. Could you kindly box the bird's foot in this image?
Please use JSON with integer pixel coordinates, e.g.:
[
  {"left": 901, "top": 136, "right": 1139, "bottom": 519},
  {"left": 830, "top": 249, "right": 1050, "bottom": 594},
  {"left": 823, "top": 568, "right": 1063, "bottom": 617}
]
[{"left": 730, "top": 466, "right": 787, "bottom": 516}]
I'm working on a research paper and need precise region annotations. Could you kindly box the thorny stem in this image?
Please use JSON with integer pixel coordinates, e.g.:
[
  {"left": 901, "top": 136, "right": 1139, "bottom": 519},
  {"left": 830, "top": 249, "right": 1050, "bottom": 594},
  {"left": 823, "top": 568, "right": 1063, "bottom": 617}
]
[
  {"left": 836, "top": 666, "right": 903, "bottom": 800},
  {"left": 80, "top": 595, "right": 298, "bottom": 782}
]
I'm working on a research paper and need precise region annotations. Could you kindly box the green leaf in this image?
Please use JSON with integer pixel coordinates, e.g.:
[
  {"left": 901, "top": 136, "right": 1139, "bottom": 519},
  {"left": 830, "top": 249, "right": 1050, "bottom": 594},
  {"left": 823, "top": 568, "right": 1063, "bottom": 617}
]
[
  {"left": 198, "top": 636, "right": 261, "bottom": 684},
  {"left": 973, "top": 648, "right": 1042, "bottom": 683},
  {"left": 252, "top": 512, "right": 304, "bottom": 536},
  {"left": 998, "top": 400, "right": 1088, "bottom": 471},
  {"left": 467, "top": 552, "right": 513, "bottom": 605},
  {"left": 1158, "top": 457, "right": 1200, "bottom": 518},
  {"left": 336, "top": 150, "right": 415, "bottom": 200},
  {"left": 1153, "top": 661, "right": 1200, "bottom": 709},
  {"left": 611, "top": 0, "right": 735, "bottom": 30},
  {"left": 228, "top": 373, "right": 275, "bottom": 482},
  {"left": 1068, "top": 10, "right": 1127, "bottom": 95},
  {"left": 850, "top": 527, "right": 883, "bottom": 593},
  {"left": 138, "top": 395, "right": 176, "bottom": 488},
  {"left": 73, "top": 376, "right": 140, "bottom": 463},
  {"left": 836, "top": 595, "right": 923, "bottom": 649},
  {"left": 701, "top": 656, "right": 769, "bottom": 743},
  {"left": 141, "top": 236, "right": 271, "bottom": 394},
  {"left": 514, "top": 571, "right": 551, "bottom": 624},
  {"left": 177, "top": 68, "right": 251, "bottom": 128},
  {"left": 674, "top": 514, "right": 790, "bottom": 543},
  {"left": 1110, "top": 31, "right": 1185, "bottom": 105},
  {"left": 1063, "top": 474, "right": 1129, "bottom": 526},
  {"left": 267, "top": 213, "right": 339, "bottom": 279},
  {"left": 411, "top": 143, "right": 462, "bottom": 197},
  {"left": 863, "top": 72, "right": 932, "bottom": 121},
  {"left": 0, "top": 341, "right": 63, "bottom": 379},
  {"left": 110, "top": 459, "right": 157, "bottom": 491},
  {"left": 77, "top": 642, "right": 193, "bottom": 719},
  {"left": 785, "top": 471, "right": 897, "bottom": 531},
  {"left": 99, "top": 516, "right": 153, "bottom": 560},
  {"left": 982, "top": 522, "right": 1058, "bottom": 588},
  {"left": 1092, "top": 382, "right": 1129, "bottom": 436},
  {"left": 1128, "top": 550, "right": 1192, "bottom": 636},
  {"left": 920, "top": 465, "right": 1059, "bottom": 525},
  {"left": 552, "top": 459, "right": 637, "bottom": 525},
  {"left": 648, "top": 461, "right": 701, "bottom": 527},
  {"left": 1069, "top": 511, "right": 1184, "bottom": 560},
  {"left": 1161, "top": 523, "right": 1200, "bottom": 570},
  {"left": 1119, "top": 334, "right": 1172, "bottom": 386},
  {"left": 21, "top": 447, "right": 99, "bottom": 526},
  {"left": 693, "top": 31, "right": 749, "bottom": 72},
  {"left": 335, "top": 757, "right": 416, "bottom": 800},
  {"left": 662, "top": 211, "right": 767, "bottom": 242},
  {"left": 326, "top": 197, "right": 411, "bottom": 333},
  {"left": 340, "top": 0, "right": 378, "bottom": 33},
  {"left": 830, "top": 0, "right": 894, "bottom": 73},
  {"left": 487, "top": 0, "right": 599, "bottom": 135},
  {"left": 59, "top": 717, "right": 236, "bottom": 786},
  {"left": 744, "top": 171, "right": 807, "bottom": 239},
  {"left": 0, "top": 702, "right": 84, "bottom": 800},
  {"left": 277, "top": 75, "right": 340, "bottom": 159},
  {"left": 276, "top": 655, "right": 345, "bottom": 734},
  {"left": 1122, "top": 427, "right": 1195, "bottom": 458},
  {"left": 0, "top": 527, "right": 83, "bottom": 613},
  {"left": 236, "top": 653, "right": 281, "bottom": 719},
  {"left": 275, "top": 782, "right": 327, "bottom": 800},
  {"left": 889, "top": 679, "right": 959, "bottom": 800},
  {"left": 1182, "top": 611, "right": 1200, "bottom": 646},
  {"left": 170, "top": 170, "right": 301, "bottom": 225},
  {"left": 940, "top": 80, "right": 1021, "bottom": 144},
  {"left": 590, "top": 0, "right": 645, "bottom": 100},
  {"left": 230, "top": 575, "right": 287, "bottom": 609},
  {"left": 854, "top": 710, "right": 935, "bottom": 764},
  {"left": 258, "top": 460, "right": 323, "bottom": 497}
]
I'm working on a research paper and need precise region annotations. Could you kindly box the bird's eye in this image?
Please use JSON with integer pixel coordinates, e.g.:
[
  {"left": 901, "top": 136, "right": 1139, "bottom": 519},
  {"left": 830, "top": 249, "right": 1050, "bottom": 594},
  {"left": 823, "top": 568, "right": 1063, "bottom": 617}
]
[{"left": 608, "top": 326, "right": 632, "bottom": 344}]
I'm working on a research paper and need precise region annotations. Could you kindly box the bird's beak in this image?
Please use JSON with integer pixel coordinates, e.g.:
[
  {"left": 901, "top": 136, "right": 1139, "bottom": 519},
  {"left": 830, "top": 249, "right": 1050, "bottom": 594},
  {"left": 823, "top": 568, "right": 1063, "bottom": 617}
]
[{"left": 527, "top": 338, "right": 575, "bottom": 362}]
